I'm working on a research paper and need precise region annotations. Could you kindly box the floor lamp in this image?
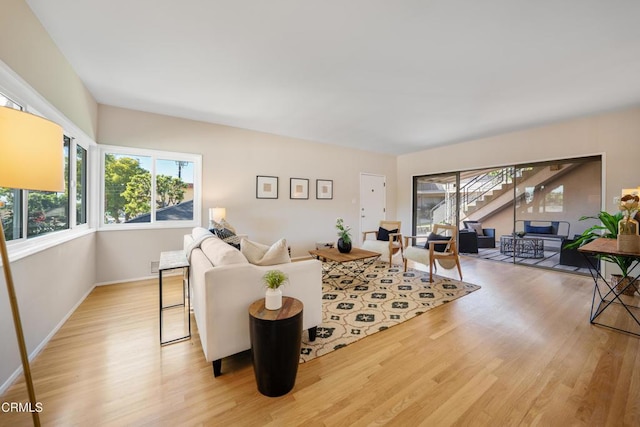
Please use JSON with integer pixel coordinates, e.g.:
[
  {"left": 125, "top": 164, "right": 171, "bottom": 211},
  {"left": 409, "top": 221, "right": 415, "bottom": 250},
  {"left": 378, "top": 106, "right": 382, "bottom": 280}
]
[{"left": 0, "top": 106, "right": 63, "bottom": 427}]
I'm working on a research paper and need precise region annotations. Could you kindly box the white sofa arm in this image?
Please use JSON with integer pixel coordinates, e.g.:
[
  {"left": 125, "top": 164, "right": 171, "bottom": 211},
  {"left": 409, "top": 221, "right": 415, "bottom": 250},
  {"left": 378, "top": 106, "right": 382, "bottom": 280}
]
[{"left": 195, "top": 258, "right": 322, "bottom": 363}]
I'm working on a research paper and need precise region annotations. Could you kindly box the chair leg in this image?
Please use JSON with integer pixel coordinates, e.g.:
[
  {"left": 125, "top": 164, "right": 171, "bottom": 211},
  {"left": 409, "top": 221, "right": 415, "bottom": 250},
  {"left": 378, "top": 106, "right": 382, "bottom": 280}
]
[
  {"left": 403, "top": 257, "right": 408, "bottom": 272},
  {"left": 455, "top": 257, "right": 463, "bottom": 281},
  {"left": 429, "top": 259, "right": 434, "bottom": 282}
]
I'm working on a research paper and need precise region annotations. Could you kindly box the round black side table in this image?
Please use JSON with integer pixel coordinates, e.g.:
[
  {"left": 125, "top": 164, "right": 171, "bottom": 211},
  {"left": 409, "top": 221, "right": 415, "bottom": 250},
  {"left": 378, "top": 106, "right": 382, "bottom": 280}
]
[{"left": 249, "top": 297, "right": 303, "bottom": 397}]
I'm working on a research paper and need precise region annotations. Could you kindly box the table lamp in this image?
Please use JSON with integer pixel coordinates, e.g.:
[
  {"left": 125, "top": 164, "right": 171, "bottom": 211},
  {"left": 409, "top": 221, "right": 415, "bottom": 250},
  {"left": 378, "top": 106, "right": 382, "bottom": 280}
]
[
  {"left": 209, "top": 207, "right": 226, "bottom": 229},
  {"left": 0, "top": 106, "right": 63, "bottom": 427}
]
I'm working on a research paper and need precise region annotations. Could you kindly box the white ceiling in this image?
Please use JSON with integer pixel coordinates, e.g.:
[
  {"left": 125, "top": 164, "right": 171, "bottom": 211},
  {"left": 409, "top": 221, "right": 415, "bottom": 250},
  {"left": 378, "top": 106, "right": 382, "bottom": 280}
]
[{"left": 25, "top": 0, "right": 640, "bottom": 155}]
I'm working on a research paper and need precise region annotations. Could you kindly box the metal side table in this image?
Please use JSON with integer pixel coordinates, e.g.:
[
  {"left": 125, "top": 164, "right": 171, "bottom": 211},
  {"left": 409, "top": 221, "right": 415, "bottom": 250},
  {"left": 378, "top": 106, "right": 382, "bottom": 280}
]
[
  {"left": 579, "top": 238, "right": 640, "bottom": 337},
  {"left": 159, "top": 250, "right": 191, "bottom": 345}
]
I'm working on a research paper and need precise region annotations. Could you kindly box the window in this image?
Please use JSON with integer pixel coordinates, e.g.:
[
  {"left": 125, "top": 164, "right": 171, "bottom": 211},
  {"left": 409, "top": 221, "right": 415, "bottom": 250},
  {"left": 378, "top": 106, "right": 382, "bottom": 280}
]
[
  {"left": 26, "top": 137, "right": 70, "bottom": 237},
  {"left": 155, "top": 159, "right": 194, "bottom": 222},
  {"left": 76, "top": 144, "right": 87, "bottom": 225},
  {"left": 104, "top": 153, "right": 152, "bottom": 223},
  {"left": 0, "top": 93, "right": 23, "bottom": 241},
  {"left": 0, "top": 91, "right": 89, "bottom": 243},
  {"left": 101, "top": 146, "right": 201, "bottom": 227},
  {"left": 0, "top": 188, "right": 21, "bottom": 240},
  {"left": 544, "top": 185, "right": 564, "bottom": 213}
]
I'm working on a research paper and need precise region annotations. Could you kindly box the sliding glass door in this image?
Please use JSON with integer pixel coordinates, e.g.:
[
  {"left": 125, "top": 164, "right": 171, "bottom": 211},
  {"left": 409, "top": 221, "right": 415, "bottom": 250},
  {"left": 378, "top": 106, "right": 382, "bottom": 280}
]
[
  {"left": 513, "top": 157, "right": 602, "bottom": 268},
  {"left": 413, "top": 173, "right": 458, "bottom": 235},
  {"left": 412, "top": 156, "right": 602, "bottom": 274}
]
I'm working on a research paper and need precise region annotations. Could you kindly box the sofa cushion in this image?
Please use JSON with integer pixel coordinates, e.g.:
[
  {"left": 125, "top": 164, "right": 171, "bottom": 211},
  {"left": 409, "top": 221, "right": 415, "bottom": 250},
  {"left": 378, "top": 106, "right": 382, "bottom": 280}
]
[
  {"left": 467, "top": 222, "right": 484, "bottom": 236},
  {"left": 241, "top": 238, "right": 291, "bottom": 266},
  {"left": 377, "top": 227, "right": 398, "bottom": 241},
  {"left": 525, "top": 224, "right": 553, "bottom": 234},
  {"left": 185, "top": 227, "right": 215, "bottom": 260},
  {"left": 200, "top": 236, "right": 248, "bottom": 266}
]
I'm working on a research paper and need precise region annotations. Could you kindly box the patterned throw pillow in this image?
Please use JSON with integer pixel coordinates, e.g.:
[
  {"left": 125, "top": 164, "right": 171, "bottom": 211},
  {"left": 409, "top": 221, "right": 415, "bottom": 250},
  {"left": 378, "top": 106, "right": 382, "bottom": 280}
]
[{"left": 210, "top": 227, "right": 241, "bottom": 249}]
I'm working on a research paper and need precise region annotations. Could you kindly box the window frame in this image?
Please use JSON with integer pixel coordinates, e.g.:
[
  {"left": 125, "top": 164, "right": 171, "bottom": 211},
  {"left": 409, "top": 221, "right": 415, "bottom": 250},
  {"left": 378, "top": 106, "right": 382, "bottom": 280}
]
[{"left": 99, "top": 145, "right": 202, "bottom": 230}]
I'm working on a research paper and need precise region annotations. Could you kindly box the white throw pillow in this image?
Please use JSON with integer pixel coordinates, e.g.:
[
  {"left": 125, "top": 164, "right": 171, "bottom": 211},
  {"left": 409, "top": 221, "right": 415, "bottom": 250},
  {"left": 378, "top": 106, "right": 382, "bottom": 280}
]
[
  {"left": 201, "top": 237, "right": 248, "bottom": 266},
  {"left": 241, "top": 238, "right": 291, "bottom": 266}
]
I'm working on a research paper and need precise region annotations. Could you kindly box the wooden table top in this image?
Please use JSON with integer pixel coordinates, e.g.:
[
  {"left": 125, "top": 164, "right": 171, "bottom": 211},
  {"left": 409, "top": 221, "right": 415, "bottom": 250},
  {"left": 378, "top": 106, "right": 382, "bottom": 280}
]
[
  {"left": 578, "top": 237, "right": 640, "bottom": 257},
  {"left": 308, "top": 247, "right": 381, "bottom": 263},
  {"left": 249, "top": 297, "right": 303, "bottom": 321}
]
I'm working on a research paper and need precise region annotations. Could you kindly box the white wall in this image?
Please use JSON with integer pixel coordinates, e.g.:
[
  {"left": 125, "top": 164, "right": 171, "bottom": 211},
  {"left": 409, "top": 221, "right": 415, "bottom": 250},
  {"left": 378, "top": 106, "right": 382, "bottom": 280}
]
[
  {"left": 95, "top": 105, "right": 398, "bottom": 283},
  {"left": 0, "top": 0, "right": 98, "bottom": 139}
]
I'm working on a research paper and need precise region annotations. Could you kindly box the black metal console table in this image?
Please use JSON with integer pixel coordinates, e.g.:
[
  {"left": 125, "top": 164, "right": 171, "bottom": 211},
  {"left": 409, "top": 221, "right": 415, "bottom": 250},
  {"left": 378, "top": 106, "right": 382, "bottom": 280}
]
[{"left": 579, "top": 238, "right": 640, "bottom": 337}]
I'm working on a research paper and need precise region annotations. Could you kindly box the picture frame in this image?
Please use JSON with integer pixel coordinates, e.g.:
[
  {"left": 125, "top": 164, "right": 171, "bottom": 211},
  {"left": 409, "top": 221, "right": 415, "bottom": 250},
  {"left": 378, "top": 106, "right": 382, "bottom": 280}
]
[
  {"left": 256, "top": 175, "right": 278, "bottom": 199},
  {"left": 290, "top": 178, "right": 309, "bottom": 199},
  {"left": 316, "top": 179, "right": 333, "bottom": 200}
]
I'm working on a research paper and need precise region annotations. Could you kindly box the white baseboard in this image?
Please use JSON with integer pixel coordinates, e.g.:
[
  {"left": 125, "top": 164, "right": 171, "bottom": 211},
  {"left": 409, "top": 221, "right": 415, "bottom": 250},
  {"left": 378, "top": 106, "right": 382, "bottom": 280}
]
[{"left": 94, "top": 274, "right": 158, "bottom": 286}]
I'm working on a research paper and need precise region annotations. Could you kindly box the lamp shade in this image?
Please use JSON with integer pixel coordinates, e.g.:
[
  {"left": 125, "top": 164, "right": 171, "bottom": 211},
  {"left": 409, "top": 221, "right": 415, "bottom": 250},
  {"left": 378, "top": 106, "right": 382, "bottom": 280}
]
[
  {"left": 0, "top": 107, "right": 64, "bottom": 192},
  {"left": 209, "top": 207, "right": 226, "bottom": 223}
]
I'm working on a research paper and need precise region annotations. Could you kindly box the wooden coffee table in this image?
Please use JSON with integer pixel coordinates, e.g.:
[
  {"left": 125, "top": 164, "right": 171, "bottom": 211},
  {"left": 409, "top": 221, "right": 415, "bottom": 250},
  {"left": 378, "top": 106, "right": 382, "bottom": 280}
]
[{"left": 308, "top": 247, "right": 381, "bottom": 289}]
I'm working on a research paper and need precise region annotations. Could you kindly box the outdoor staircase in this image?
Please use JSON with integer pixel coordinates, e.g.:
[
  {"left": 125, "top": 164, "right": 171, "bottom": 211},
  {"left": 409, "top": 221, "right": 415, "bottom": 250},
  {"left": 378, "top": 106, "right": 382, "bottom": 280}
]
[{"left": 431, "top": 164, "right": 580, "bottom": 226}]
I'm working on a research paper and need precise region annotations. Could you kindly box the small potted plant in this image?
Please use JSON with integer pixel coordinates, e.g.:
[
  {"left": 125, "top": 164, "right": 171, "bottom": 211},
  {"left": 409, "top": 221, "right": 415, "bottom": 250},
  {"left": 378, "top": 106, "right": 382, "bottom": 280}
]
[
  {"left": 335, "top": 217, "right": 352, "bottom": 253},
  {"left": 262, "top": 270, "right": 288, "bottom": 310}
]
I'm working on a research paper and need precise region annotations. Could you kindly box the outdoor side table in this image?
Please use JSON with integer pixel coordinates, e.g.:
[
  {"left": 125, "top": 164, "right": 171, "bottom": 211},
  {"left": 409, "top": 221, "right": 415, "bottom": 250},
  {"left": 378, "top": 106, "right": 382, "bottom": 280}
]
[{"left": 249, "top": 297, "right": 303, "bottom": 397}]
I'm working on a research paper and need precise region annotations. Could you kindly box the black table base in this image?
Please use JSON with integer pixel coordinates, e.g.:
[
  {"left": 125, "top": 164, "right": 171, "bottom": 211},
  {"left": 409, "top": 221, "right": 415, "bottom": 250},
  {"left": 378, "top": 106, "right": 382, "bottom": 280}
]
[{"left": 249, "top": 301, "right": 302, "bottom": 397}]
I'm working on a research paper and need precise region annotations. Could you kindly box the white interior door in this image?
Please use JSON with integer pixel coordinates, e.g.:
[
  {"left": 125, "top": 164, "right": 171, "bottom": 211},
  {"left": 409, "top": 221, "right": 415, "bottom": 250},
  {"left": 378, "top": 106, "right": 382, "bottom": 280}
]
[{"left": 360, "top": 173, "right": 386, "bottom": 242}]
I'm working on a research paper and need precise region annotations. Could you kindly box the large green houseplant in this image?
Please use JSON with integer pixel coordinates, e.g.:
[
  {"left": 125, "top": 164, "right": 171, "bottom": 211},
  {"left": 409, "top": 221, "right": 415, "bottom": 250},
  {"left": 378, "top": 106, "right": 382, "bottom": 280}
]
[{"left": 565, "top": 210, "right": 636, "bottom": 295}]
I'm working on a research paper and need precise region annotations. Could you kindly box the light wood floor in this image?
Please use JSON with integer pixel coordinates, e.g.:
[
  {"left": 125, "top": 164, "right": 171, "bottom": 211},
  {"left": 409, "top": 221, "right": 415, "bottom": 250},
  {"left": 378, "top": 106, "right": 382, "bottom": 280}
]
[{"left": 2, "top": 257, "right": 640, "bottom": 426}]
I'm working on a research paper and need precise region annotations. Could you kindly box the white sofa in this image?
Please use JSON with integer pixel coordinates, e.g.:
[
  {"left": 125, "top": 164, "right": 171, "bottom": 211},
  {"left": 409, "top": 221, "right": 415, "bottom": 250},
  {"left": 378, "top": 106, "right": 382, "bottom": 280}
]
[{"left": 184, "top": 227, "right": 322, "bottom": 376}]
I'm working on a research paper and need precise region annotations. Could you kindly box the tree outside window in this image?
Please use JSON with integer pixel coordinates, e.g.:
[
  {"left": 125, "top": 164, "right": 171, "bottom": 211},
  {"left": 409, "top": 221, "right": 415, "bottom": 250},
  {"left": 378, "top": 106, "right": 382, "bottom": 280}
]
[
  {"left": 103, "top": 153, "right": 194, "bottom": 224},
  {"left": 26, "top": 137, "right": 70, "bottom": 237}
]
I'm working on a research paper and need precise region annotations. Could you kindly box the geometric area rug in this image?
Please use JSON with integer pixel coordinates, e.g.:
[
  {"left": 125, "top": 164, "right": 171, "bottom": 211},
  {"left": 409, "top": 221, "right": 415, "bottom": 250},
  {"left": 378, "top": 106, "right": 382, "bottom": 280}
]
[{"left": 299, "top": 261, "right": 481, "bottom": 363}]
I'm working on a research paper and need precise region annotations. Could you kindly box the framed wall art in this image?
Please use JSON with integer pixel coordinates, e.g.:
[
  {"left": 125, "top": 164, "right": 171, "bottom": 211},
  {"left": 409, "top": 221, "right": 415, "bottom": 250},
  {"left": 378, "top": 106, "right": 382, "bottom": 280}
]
[
  {"left": 316, "top": 179, "right": 333, "bottom": 199},
  {"left": 256, "top": 175, "right": 278, "bottom": 199},
  {"left": 290, "top": 178, "right": 309, "bottom": 199}
]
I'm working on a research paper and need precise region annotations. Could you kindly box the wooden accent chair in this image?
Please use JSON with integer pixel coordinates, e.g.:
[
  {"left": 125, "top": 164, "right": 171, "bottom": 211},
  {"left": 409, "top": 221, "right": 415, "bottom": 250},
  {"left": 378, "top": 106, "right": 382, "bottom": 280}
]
[
  {"left": 361, "top": 220, "right": 404, "bottom": 265},
  {"left": 402, "top": 224, "right": 462, "bottom": 282}
]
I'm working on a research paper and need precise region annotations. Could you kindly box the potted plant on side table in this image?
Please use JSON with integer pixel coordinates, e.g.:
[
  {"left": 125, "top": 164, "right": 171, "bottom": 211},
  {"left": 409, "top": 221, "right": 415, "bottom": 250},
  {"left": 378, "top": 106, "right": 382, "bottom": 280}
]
[
  {"left": 262, "top": 270, "right": 289, "bottom": 310},
  {"left": 565, "top": 206, "right": 638, "bottom": 296}
]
